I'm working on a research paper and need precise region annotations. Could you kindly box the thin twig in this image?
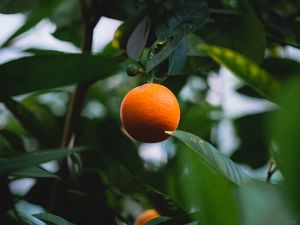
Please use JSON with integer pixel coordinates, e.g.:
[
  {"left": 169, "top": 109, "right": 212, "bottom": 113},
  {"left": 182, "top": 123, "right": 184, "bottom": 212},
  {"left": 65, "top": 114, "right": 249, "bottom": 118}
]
[
  {"left": 266, "top": 159, "right": 277, "bottom": 182},
  {"left": 49, "top": 0, "right": 100, "bottom": 212}
]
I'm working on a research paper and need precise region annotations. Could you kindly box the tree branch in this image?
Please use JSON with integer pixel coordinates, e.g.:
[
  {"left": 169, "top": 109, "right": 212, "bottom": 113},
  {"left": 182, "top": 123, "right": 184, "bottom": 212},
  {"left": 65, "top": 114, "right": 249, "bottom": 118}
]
[
  {"left": 49, "top": 0, "right": 100, "bottom": 212},
  {"left": 266, "top": 159, "right": 277, "bottom": 182}
]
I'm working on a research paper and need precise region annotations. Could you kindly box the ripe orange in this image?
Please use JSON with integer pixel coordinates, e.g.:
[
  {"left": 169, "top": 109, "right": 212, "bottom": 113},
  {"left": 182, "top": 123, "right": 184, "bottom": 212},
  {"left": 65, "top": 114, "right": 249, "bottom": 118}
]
[
  {"left": 134, "top": 209, "right": 160, "bottom": 225},
  {"left": 120, "top": 83, "right": 180, "bottom": 143}
]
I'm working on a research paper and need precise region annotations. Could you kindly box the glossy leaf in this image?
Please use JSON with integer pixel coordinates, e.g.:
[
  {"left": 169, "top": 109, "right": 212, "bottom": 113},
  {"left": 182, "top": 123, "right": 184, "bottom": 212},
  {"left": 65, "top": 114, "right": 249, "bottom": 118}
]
[
  {"left": 0, "top": 146, "right": 86, "bottom": 175},
  {"left": 112, "top": 6, "right": 147, "bottom": 49},
  {"left": 197, "top": 14, "right": 266, "bottom": 63},
  {"left": 0, "top": 54, "right": 121, "bottom": 98},
  {"left": 200, "top": 45, "right": 281, "bottom": 100},
  {"left": 145, "top": 217, "right": 170, "bottom": 225},
  {"left": 156, "top": 0, "right": 209, "bottom": 38},
  {"left": 175, "top": 144, "right": 240, "bottom": 225},
  {"left": 127, "top": 16, "right": 150, "bottom": 61},
  {"left": 146, "top": 27, "right": 185, "bottom": 72},
  {"left": 33, "top": 213, "right": 75, "bottom": 225},
  {"left": 168, "top": 130, "right": 249, "bottom": 185},
  {"left": 168, "top": 38, "right": 187, "bottom": 75},
  {"left": 12, "top": 166, "right": 59, "bottom": 179}
]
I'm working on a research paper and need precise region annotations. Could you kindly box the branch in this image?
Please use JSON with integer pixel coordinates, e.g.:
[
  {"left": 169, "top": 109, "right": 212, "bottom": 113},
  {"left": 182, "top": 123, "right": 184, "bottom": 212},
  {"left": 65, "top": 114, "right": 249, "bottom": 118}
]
[
  {"left": 266, "top": 159, "right": 277, "bottom": 182},
  {"left": 49, "top": 0, "right": 100, "bottom": 212}
]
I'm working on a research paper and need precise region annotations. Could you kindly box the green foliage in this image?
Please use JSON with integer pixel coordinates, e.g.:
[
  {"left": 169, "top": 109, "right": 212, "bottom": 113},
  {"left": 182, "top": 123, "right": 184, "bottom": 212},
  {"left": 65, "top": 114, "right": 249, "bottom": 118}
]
[
  {"left": 168, "top": 130, "right": 248, "bottom": 185},
  {"left": 33, "top": 213, "right": 76, "bottom": 225},
  {"left": 200, "top": 45, "right": 281, "bottom": 100},
  {"left": 270, "top": 79, "right": 300, "bottom": 217},
  {"left": 1, "top": 0, "right": 300, "bottom": 224},
  {"left": 0, "top": 147, "right": 86, "bottom": 175},
  {"left": 0, "top": 54, "right": 121, "bottom": 98}
]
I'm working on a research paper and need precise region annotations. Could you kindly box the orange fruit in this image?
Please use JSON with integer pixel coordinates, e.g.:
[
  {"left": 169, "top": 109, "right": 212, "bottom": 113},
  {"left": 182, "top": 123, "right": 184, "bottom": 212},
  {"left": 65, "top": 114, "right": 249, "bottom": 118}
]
[
  {"left": 120, "top": 83, "right": 180, "bottom": 143},
  {"left": 134, "top": 209, "right": 160, "bottom": 225}
]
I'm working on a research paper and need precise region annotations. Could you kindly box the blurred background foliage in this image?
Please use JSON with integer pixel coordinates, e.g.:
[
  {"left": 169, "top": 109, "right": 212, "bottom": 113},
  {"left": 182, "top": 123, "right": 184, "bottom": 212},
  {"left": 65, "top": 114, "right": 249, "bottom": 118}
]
[{"left": 0, "top": 0, "right": 300, "bottom": 224}]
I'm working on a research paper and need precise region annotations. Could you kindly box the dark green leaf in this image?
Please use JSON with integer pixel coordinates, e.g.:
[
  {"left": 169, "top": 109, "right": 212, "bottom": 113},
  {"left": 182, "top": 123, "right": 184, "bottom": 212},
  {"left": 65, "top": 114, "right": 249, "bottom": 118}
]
[
  {"left": 269, "top": 79, "right": 300, "bottom": 216},
  {"left": 168, "top": 130, "right": 249, "bottom": 185},
  {"left": 237, "top": 181, "right": 294, "bottom": 225},
  {"left": 12, "top": 166, "right": 59, "bottom": 179},
  {"left": 231, "top": 113, "right": 269, "bottom": 169},
  {"left": 0, "top": 0, "right": 37, "bottom": 14},
  {"left": 0, "top": 177, "right": 13, "bottom": 217},
  {"left": 33, "top": 213, "right": 75, "bottom": 225},
  {"left": 2, "top": 0, "right": 61, "bottom": 47},
  {"left": 24, "top": 48, "right": 66, "bottom": 55},
  {"left": 168, "top": 38, "right": 187, "bottom": 75},
  {"left": 145, "top": 217, "right": 170, "bottom": 225},
  {"left": 142, "top": 184, "right": 185, "bottom": 217},
  {"left": 146, "top": 27, "right": 185, "bottom": 72},
  {"left": 200, "top": 45, "right": 281, "bottom": 100},
  {"left": 145, "top": 212, "right": 199, "bottom": 225},
  {"left": 127, "top": 16, "right": 150, "bottom": 61},
  {"left": 197, "top": 14, "right": 266, "bottom": 63},
  {"left": 51, "top": 0, "right": 82, "bottom": 47},
  {"left": 174, "top": 144, "right": 240, "bottom": 225},
  {"left": 0, "top": 54, "right": 121, "bottom": 98},
  {"left": 156, "top": 0, "right": 209, "bottom": 38},
  {"left": 0, "top": 129, "right": 25, "bottom": 152},
  {"left": 2, "top": 98, "right": 61, "bottom": 147},
  {"left": 0, "top": 146, "right": 86, "bottom": 175},
  {"left": 261, "top": 58, "right": 300, "bottom": 80},
  {"left": 112, "top": 6, "right": 147, "bottom": 49}
]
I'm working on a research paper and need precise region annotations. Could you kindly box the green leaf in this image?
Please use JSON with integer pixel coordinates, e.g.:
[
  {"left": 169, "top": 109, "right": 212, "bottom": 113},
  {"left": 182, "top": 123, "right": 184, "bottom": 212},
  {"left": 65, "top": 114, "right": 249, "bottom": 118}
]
[
  {"left": 231, "top": 113, "right": 269, "bottom": 169},
  {"left": 12, "top": 166, "right": 59, "bottom": 179},
  {"left": 146, "top": 27, "right": 185, "bottom": 72},
  {"left": 261, "top": 58, "right": 300, "bottom": 80},
  {"left": 145, "top": 217, "right": 170, "bottom": 225},
  {"left": 2, "top": 97, "right": 61, "bottom": 147},
  {"left": 112, "top": 6, "right": 147, "bottom": 49},
  {"left": 168, "top": 38, "right": 187, "bottom": 75},
  {"left": 145, "top": 212, "right": 199, "bottom": 225},
  {"left": 156, "top": 0, "right": 209, "bottom": 38},
  {"left": 1, "top": 0, "right": 61, "bottom": 47},
  {"left": 142, "top": 184, "right": 186, "bottom": 217},
  {"left": 197, "top": 14, "right": 266, "bottom": 63},
  {"left": 174, "top": 144, "right": 240, "bottom": 225},
  {"left": 33, "top": 213, "right": 75, "bottom": 225},
  {"left": 269, "top": 79, "right": 300, "bottom": 216},
  {"left": 0, "top": 54, "right": 121, "bottom": 98},
  {"left": 126, "top": 16, "right": 150, "bottom": 61},
  {"left": 199, "top": 45, "right": 281, "bottom": 100},
  {"left": 237, "top": 181, "right": 294, "bottom": 225},
  {"left": 168, "top": 130, "right": 249, "bottom": 185},
  {"left": 0, "top": 0, "right": 37, "bottom": 14},
  {"left": 50, "top": 0, "right": 82, "bottom": 47},
  {"left": 0, "top": 129, "right": 25, "bottom": 152},
  {"left": 0, "top": 146, "right": 86, "bottom": 175}
]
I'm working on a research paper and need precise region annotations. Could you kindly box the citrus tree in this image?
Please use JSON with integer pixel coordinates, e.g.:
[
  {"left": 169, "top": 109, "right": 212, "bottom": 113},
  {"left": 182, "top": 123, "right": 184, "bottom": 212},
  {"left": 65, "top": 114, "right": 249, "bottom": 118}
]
[{"left": 0, "top": 0, "right": 300, "bottom": 224}]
